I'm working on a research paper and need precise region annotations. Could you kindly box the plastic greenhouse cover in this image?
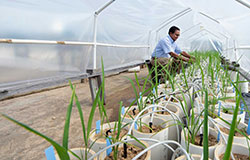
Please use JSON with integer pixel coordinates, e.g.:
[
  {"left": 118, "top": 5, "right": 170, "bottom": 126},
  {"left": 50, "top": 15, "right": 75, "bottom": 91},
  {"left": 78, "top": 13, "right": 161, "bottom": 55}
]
[{"left": 0, "top": 0, "right": 249, "bottom": 94}]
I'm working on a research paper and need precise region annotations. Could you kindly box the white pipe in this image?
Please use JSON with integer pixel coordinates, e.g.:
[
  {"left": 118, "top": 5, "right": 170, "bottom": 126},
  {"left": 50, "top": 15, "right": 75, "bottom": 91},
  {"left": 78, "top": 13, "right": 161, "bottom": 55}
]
[
  {"left": 198, "top": 12, "right": 220, "bottom": 24},
  {"left": 88, "top": 138, "right": 175, "bottom": 160},
  {"left": 132, "top": 140, "right": 192, "bottom": 160},
  {"left": 155, "top": 8, "right": 192, "bottom": 32},
  {"left": 126, "top": 104, "right": 182, "bottom": 143},
  {"left": 181, "top": 22, "right": 202, "bottom": 35},
  {"left": 95, "top": 0, "right": 115, "bottom": 15},
  {"left": 147, "top": 30, "right": 152, "bottom": 59},
  {"left": 0, "top": 39, "right": 94, "bottom": 45},
  {"left": 236, "top": 0, "right": 250, "bottom": 9},
  {"left": 93, "top": 0, "right": 116, "bottom": 69},
  {"left": 0, "top": 38, "right": 149, "bottom": 48},
  {"left": 93, "top": 14, "right": 97, "bottom": 69},
  {"left": 96, "top": 42, "right": 149, "bottom": 48}
]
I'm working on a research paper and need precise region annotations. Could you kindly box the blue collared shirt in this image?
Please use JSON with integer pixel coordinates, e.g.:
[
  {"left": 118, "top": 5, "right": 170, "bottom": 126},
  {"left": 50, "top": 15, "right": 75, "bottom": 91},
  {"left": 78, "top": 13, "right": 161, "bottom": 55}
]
[{"left": 151, "top": 35, "right": 182, "bottom": 58}]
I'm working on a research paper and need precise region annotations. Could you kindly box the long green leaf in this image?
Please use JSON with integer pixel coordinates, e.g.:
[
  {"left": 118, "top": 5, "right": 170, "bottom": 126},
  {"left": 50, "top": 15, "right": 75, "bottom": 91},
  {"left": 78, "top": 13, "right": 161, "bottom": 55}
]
[
  {"left": 1, "top": 113, "right": 70, "bottom": 160},
  {"left": 63, "top": 85, "right": 75, "bottom": 150},
  {"left": 203, "top": 90, "right": 209, "bottom": 160},
  {"left": 223, "top": 73, "right": 241, "bottom": 160},
  {"left": 116, "top": 102, "right": 122, "bottom": 140}
]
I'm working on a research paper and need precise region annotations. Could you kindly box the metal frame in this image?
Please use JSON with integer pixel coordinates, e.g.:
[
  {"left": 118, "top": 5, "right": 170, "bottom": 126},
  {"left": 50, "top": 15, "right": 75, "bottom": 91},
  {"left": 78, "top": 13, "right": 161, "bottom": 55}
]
[
  {"left": 181, "top": 22, "right": 202, "bottom": 35},
  {"left": 0, "top": 38, "right": 149, "bottom": 48},
  {"left": 93, "top": 0, "right": 116, "bottom": 69},
  {"left": 155, "top": 8, "right": 192, "bottom": 42},
  {"left": 236, "top": 0, "right": 250, "bottom": 9},
  {"left": 198, "top": 11, "right": 220, "bottom": 24}
]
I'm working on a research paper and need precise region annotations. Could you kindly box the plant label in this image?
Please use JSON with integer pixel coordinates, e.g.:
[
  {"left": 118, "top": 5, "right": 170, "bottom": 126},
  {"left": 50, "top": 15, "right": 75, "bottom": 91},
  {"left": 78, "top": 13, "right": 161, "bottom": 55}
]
[
  {"left": 218, "top": 101, "right": 221, "bottom": 116},
  {"left": 45, "top": 146, "right": 56, "bottom": 160},
  {"left": 240, "top": 104, "right": 244, "bottom": 114},
  {"left": 217, "top": 131, "right": 220, "bottom": 142},
  {"left": 139, "top": 92, "right": 142, "bottom": 102},
  {"left": 121, "top": 106, "right": 125, "bottom": 115},
  {"left": 247, "top": 119, "right": 250, "bottom": 135},
  {"left": 96, "top": 120, "right": 101, "bottom": 134},
  {"left": 106, "top": 136, "right": 112, "bottom": 156},
  {"left": 134, "top": 122, "right": 138, "bottom": 130}
]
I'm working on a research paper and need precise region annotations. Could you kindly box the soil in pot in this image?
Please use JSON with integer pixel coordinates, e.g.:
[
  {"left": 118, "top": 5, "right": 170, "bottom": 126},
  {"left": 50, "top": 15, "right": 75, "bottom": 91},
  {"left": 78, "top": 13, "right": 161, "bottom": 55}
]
[
  {"left": 156, "top": 110, "right": 170, "bottom": 115},
  {"left": 94, "top": 128, "right": 128, "bottom": 142},
  {"left": 224, "top": 99, "right": 236, "bottom": 103},
  {"left": 222, "top": 108, "right": 234, "bottom": 114},
  {"left": 219, "top": 153, "right": 249, "bottom": 160},
  {"left": 191, "top": 134, "right": 218, "bottom": 146},
  {"left": 139, "top": 124, "right": 163, "bottom": 133},
  {"left": 220, "top": 127, "right": 248, "bottom": 137},
  {"left": 104, "top": 145, "right": 147, "bottom": 160},
  {"left": 125, "top": 109, "right": 148, "bottom": 119},
  {"left": 163, "top": 97, "right": 179, "bottom": 103}
]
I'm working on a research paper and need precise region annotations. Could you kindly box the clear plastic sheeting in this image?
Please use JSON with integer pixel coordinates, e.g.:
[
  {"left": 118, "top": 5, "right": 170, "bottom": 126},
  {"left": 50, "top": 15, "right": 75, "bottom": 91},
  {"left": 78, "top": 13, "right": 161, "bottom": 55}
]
[
  {"left": 0, "top": 43, "right": 91, "bottom": 88},
  {"left": 88, "top": 46, "right": 149, "bottom": 70},
  {"left": 0, "top": 0, "right": 250, "bottom": 94}
]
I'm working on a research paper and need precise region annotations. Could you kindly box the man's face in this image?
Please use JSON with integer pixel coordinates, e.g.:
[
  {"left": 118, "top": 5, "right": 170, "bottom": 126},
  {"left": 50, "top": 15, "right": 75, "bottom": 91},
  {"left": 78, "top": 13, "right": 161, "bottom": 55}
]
[{"left": 170, "top": 30, "right": 180, "bottom": 41}]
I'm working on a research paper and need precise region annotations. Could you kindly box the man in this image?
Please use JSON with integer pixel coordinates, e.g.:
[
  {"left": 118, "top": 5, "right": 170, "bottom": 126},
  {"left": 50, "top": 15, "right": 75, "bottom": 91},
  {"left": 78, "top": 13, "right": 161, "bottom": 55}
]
[{"left": 151, "top": 26, "right": 195, "bottom": 81}]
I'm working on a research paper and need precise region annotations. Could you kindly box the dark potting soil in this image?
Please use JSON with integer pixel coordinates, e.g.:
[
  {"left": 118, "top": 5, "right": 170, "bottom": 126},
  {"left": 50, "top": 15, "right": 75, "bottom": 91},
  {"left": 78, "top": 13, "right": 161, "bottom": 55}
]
[
  {"left": 125, "top": 109, "right": 148, "bottom": 118},
  {"left": 222, "top": 108, "right": 234, "bottom": 114},
  {"left": 219, "top": 153, "right": 249, "bottom": 160},
  {"left": 94, "top": 128, "right": 128, "bottom": 142},
  {"left": 225, "top": 98, "right": 236, "bottom": 103},
  {"left": 140, "top": 125, "right": 163, "bottom": 133},
  {"left": 220, "top": 127, "right": 248, "bottom": 137},
  {"left": 156, "top": 110, "right": 170, "bottom": 115},
  {"left": 164, "top": 97, "right": 179, "bottom": 103},
  {"left": 194, "top": 134, "right": 217, "bottom": 146},
  {"left": 104, "top": 145, "right": 147, "bottom": 160}
]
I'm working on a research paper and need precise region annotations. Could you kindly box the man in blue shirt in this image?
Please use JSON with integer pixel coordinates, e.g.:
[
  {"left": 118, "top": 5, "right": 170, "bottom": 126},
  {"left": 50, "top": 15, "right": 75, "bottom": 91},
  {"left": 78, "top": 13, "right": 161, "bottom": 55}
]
[{"left": 151, "top": 26, "right": 195, "bottom": 81}]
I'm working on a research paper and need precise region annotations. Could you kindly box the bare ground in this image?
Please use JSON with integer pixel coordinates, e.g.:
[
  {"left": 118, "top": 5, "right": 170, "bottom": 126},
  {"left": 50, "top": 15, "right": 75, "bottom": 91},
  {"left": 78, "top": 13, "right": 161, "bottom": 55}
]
[{"left": 0, "top": 68, "right": 149, "bottom": 160}]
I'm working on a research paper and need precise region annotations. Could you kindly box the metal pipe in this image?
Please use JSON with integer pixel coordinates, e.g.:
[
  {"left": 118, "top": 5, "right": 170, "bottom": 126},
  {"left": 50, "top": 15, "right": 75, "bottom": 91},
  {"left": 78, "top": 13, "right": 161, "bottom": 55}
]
[
  {"left": 0, "top": 38, "right": 149, "bottom": 48},
  {"left": 95, "top": 0, "right": 115, "bottom": 15},
  {"left": 156, "top": 8, "right": 192, "bottom": 33},
  {"left": 93, "top": 0, "right": 116, "bottom": 69},
  {"left": 198, "top": 12, "right": 220, "bottom": 24},
  {"left": 181, "top": 22, "right": 202, "bottom": 35},
  {"left": 236, "top": 0, "right": 250, "bottom": 9},
  {"left": 153, "top": 8, "right": 192, "bottom": 32},
  {"left": 0, "top": 39, "right": 93, "bottom": 45},
  {"left": 93, "top": 14, "right": 98, "bottom": 69},
  {"left": 147, "top": 30, "right": 152, "bottom": 58}
]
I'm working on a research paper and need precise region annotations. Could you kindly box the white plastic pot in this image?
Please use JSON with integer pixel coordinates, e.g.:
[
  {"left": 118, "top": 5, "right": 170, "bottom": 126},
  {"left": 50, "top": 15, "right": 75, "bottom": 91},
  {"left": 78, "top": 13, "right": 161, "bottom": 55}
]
[
  {"left": 191, "top": 107, "right": 214, "bottom": 128},
  {"left": 55, "top": 148, "right": 96, "bottom": 160},
  {"left": 229, "top": 70, "right": 237, "bottom": 82},
  {"left": 89, "top": 121, "right": 129, "bottom": 159},
  {"left": 181, "top": 127, "right": 220, "bottom": 159},
  {"left": 132, "top": 115, "right": 168, "bottom": 160},
  {"left": 214, "top": 118, "right": 250, "bottom": 146},
  {"left": 154, "top": 102, "right": 181, "bottom": 141},
  {"left": 175, "top": 154, "right": 211, "bottom": 160},
  {"left": 154, "top": 102, "right": 181, "bottom": 159},
  {"left": 214, "top": 143, "right": 249, "bottom": 160},
  {"left": 98, "top": 140, "right": 151, "bottom": 160},
  {"left": 239, "top": 74, "right": 249, "bottom": 93},
  {"left": 214, "top": 103, "right": 245, "bottom": 123},
  {"left": 121, "top": 105, "right": 149, "bottom": 124}
]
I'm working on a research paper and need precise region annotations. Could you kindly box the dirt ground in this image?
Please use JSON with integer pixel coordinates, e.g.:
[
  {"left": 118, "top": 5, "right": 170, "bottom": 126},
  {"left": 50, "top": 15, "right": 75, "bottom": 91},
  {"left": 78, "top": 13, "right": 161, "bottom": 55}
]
[{"left": 0, "top": 68, "right": 149, "bottom": 160}]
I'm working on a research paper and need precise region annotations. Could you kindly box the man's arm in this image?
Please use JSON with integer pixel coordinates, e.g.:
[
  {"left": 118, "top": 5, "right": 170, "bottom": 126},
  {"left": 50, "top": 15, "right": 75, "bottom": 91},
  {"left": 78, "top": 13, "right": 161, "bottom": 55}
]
[
  {"left": 181, "top": 51, "right": 196, "bottom": 60},
  {"left": 169, "top": 52, "right": 189, "bottom": 62}
]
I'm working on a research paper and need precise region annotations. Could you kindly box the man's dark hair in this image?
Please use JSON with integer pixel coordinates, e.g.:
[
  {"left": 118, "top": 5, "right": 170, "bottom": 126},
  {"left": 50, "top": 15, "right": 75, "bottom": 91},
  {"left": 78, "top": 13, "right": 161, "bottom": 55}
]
[{"left": 168, "top": 26, "right": 180, "bottom": 34}]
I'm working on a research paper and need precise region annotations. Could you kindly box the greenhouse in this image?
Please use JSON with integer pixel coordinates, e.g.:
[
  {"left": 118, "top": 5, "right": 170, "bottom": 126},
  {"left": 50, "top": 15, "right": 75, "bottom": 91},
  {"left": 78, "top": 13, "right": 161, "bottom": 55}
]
[{"left": 0, "top": 0, "right": 250, "bottom": 160}]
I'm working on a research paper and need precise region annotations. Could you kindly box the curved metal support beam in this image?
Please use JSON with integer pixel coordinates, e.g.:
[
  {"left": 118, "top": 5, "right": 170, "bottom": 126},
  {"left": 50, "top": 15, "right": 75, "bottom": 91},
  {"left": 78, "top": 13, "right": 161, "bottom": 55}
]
[
  {"left": 236, "top": 0, "right": 250, "bottom": 9},
  {"left": 198, "top": 11, "right": 220, "bottom": 24}
]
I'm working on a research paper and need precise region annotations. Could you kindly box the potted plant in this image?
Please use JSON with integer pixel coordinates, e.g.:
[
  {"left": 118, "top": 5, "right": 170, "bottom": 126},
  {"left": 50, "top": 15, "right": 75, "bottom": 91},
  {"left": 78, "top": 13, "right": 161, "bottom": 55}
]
[{"left": 214, "top": 144, "right": 249, "bottom": 160}]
